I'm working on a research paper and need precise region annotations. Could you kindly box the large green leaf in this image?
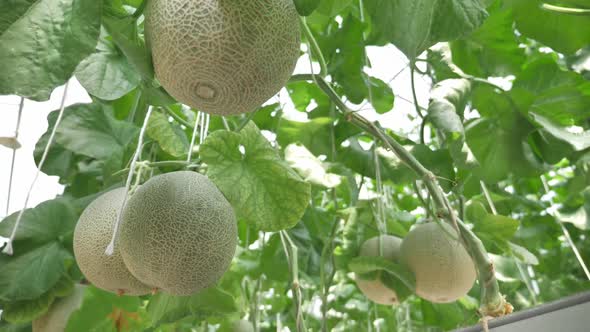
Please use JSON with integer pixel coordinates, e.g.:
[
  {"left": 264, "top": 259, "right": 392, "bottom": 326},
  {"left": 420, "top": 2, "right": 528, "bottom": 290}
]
[
  {"left": 146, "top": 287, "right": 237, "bottom": 326},
  {"left": 294, "top": 0, "right": 321, "bottom": 16},
  {"left": 558, "top": 188, "right": 590, "bottom": 230},
  {"left": 365, "top": 0, "right": 488, "bottom": 59},
  {"left": 65, "top": 286, "right": 142, "bottom": 332},
  {"left": 505, "top": 0, "right": 590, "bottom": 55},
  {"left": 0, "top": 275, "right": 76, "bottom": 324},
  {"left": 451, "top": 4, "right": 525, "bottom": 77},
  {"left": 147, "top": 293, "right": 193, "bottom": 326},
  {"left": 367, "top": 76, "right": 395, "bottom": 114},
  {"left": 529, "top": 113, "right": 590, "bottom": 152},
  {"left": 43, "top": 103, "right": 139, "bottom": 161},
  {"left": 200, "top": 122, "right": 311, "bottom": 231},
  {"left": 188, "top": 287, "right": 238, "bottom": 318},
  {"left": 75, "top": 29, "right": 141, "bottom": 101},
  {"left": 466, "top": 91, "right": 545, "bottom": 183},
  {"left": 426, "top": 79, "right": 477, "bottom": 168},
  {"left": 0, "top": 0, "right": 101, "bottom": 100},
  {"left": 513, "top": 57, "right": 590, "bottom": 126},
  {"left": 0, "top": 198, "right": 77, "bottom": 246},
  {"left": 146, "top": 110, "right": 189, "bottom": 158},
  {"left": 0, "top": 242, "right": 72, "bottom": 301}
]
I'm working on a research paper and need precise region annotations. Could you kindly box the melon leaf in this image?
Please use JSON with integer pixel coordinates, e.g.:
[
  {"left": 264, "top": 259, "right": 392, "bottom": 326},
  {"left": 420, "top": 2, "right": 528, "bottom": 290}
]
[
  {"left": 364, "top": 0, "right": 488, "bottom": 60},
  {"left": 65, "top": 286, "right": 143, "bottom": 332},
  {"left": 147, "top": 293, "right": 193, "bottom": 326},
  {"left": 201, "top": 122, "right": 311, "bottom": 232},
  {"left": 0, "top": 0, "right": 101, "bottom": 100},
  {"left": 294, "top": 0, "right": 322, "bottom": 16},
  {"left": 75, "top": 28, "right": 141, "bottom": 101},
  {"left": 146, "top": 110, "right": 189, "bottom": 158},
  {"left": 0, "top": 243, "right": 72, "bottom": 302}
]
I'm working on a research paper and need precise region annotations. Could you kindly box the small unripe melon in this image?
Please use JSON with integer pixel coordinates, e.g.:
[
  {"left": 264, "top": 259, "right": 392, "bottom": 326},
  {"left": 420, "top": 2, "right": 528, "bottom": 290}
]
[
  {"left": 400, "top": 222, "right": 476, "bottom": 303},
  {"left": 119, "top": 171, "right": 237, "bottom": 296},
  {"left": 32, "top": 285, "right": 85, "bottom": 332},
  {"left": 355, "top": 235, "right": 402, "bottom": 305},
  {"left": 145, "top": 0, "right": 301, "bottom": 115},
  {"left": 232, "top": 319, "right": 255, "bottom": 332},
  {"left": 73, "top": 188, "right": 152, "bottom": 296}
]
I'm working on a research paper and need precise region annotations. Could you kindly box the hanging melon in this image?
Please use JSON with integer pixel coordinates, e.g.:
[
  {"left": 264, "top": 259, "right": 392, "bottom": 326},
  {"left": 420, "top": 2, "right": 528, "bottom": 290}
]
[
  {"left": 355, "top": 235, "right": 403, "bottom": 305},
  {"left": 146, "top": 0, "right": 301, "bottom": 115},
  {"left": 400, "top": 222, "right": 476, "bottom": 303},
  {"left": 73, "top": 188, "right": 151, "bottom": 296},
  {"left": 119, "top": 171, "right": 237, "bottom": 295}
]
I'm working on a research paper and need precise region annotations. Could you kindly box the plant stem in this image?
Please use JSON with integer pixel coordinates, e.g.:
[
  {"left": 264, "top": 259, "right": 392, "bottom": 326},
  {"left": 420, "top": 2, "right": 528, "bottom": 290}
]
[
  {"left": 280, "top": 231, "right": 306, "bottom": 332},
  {"left": 410, "top": 65, "right": 425, "bottom": 119},
  {"left": 132, "top": 0, "right": 148, "bottom": 19},
  {"left": 480, "top": 181, "right": 498, "bottom": 215},
  {"left": 237, "top": 110, "right": 258, "bottom": 132},
  {"left": 5, "top": 97, "right": 24, "bottom": 217},
  {"left": 300, "top": 17, "right": 328, "bottom": 77},
  {"left": 163, "top": 106, "right": 194, "bottom": 129}
]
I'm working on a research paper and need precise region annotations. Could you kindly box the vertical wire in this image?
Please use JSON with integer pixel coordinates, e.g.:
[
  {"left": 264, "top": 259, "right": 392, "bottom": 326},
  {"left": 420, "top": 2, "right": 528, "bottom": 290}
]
[
  {"left": 541, "top": 175, "right": 590, "bottom": 280},
  {"left": 105, "top": 106, "right": 154, "bottom": 255},
  {"left": 3, "top": 82, "right": 70, "bottom": 255},
  {"left": 186, "top": 111, "right": 202, "bottom": 163},
  {"left": 5, "top": 97, "right": 25, "bottom": 217}
]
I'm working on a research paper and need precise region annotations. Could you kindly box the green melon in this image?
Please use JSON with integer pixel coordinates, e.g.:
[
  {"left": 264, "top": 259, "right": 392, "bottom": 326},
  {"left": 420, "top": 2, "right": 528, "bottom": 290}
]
[
  {"left": 73, "top": 188, "right": 152, "bottom": 296},
  {"left": 145, "top": 0, "right": 301, "bottom": 115},
  {"left": 232, "top": 319, "right": 255, "bottom": 332},
  {"left": 400, "top": 222, "right": 476, "bottom": 303},
  {"left": 355, "top": 235, "right": 402, "bottom": 305},
  {"left": 32, "top": 285, "right": 85, "bottom": 332},
  {"left": 119, "top": 171, "right": 237, "bottom": 296}
]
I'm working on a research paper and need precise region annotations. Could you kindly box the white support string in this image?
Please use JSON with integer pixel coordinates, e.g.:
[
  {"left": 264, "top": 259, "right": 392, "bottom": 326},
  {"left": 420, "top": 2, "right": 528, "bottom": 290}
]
[
  {"left": 199, "top": 112, "right": 210, "bottom": 144},
  {"left": 541, "top": 175, "right": 590, "bottom": 280},
  {"left": 3, "top": 82, "right": 70, "bottom": 255},
  {"left": 105, "top": 106, "right": 154, "bottom": 256},
  {"left": 186, "top": 111, "right": 202, "bottom": 163},
  {"left": 5, "top": 97, "right": 25, "bottom": 217},
  {"left": 373, "top": 146, "right": 387, "bottom": 260}
]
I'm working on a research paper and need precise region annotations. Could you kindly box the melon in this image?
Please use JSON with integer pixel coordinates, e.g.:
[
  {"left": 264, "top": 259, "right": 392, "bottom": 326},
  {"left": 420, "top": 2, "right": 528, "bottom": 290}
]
[
  {"left": 145, "top": 0, "right": 301, "bottom": 115},
  {"left": 73, "top": 188, "right": 152, "bottom": 296},
  {"left": 232, "top": 319, "right": 255, "bottom": 332},
  {"left": 400, "top": 222, "right": 476, "bottom": 303},
  {"left": 119, "top": 171, "right": 237, "bottom": 296},
  {"left": 355, "top": 235, "right": 403, "bottom": 305},
  {"left": 32, "top": 285, "right": 85, "bottom": 332}
]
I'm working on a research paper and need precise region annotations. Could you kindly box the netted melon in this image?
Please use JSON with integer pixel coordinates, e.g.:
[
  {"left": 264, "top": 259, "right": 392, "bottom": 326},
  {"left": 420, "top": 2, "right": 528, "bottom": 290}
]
[
  {"left": 73, "top": 188, "right": 152, "bottom": 296},
  {"left": 145, "top": 0, "right": 301, "bottom": 115},
  {"left": 119, "top": 171, "right": 237, "bottom": 296},
  {"left": 232, "top": 319, "right": 255, "bottom": 332},
  {"left": 355, "top": 235, "right": 403, "bottom": 305},
  {"left": 32, "top": 285, "right": 85, "bottom": 332},
  {"left": 400, "top": 222, "right": 476, "bottom": 303}
]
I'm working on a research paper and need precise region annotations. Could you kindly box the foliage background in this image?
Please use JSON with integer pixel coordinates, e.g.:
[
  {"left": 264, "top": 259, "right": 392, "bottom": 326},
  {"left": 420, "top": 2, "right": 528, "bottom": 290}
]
[{"left": 1, "top": 0, "right": 590, "bottom": 331}]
